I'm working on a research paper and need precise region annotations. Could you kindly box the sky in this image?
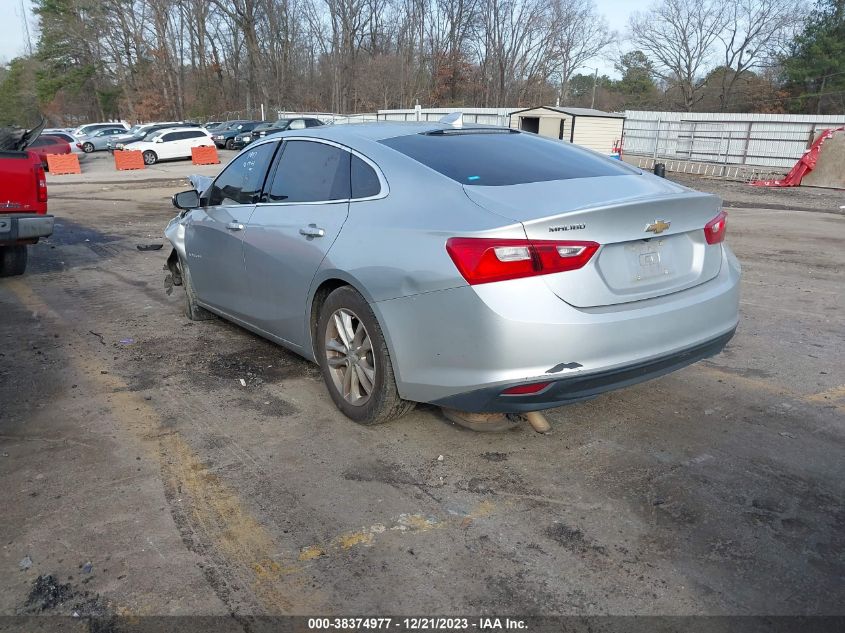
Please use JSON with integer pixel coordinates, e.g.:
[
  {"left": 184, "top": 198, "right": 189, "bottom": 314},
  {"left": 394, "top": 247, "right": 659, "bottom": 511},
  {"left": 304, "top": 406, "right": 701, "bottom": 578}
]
[{"left": 0, "top": 0, "right": 639, "bottom": 75}]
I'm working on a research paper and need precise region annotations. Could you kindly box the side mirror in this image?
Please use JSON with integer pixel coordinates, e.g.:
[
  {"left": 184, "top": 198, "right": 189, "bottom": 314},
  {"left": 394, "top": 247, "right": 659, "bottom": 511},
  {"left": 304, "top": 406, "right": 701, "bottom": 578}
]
[
  {"left": 155, "top": 137, "right": 163, "bottom": 143},
  {"left": 172, "top": 189, "right": 200, "bottom": 210}
]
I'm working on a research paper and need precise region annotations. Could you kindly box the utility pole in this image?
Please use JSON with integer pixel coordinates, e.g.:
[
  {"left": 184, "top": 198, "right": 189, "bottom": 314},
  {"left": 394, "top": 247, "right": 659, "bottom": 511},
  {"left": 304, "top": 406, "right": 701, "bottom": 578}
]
[
  {"left": 20, "top": 0, "right": 33, "bottom": 56},
  {"left": 591, "top": 67, "right": 599, "bottom": 110}
]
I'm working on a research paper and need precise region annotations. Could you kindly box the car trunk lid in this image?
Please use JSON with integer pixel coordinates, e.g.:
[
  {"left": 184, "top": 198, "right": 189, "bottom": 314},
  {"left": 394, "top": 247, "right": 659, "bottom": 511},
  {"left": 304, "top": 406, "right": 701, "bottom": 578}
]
[{"left": 463, "top": 174, "right": 724, "bottom": 308}]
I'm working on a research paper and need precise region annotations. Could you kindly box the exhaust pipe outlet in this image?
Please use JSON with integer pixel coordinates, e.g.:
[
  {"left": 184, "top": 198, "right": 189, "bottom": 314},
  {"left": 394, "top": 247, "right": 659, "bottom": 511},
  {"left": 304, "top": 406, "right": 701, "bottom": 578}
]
[{"left": 523, "top": 411, "right": 552, "bottom": 434}]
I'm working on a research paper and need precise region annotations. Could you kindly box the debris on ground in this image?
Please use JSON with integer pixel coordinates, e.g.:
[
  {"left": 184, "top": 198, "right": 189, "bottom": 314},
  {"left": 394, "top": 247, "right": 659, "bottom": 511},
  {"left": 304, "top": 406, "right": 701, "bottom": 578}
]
[
  {"left": 136, "top": 244, "right": 164, "bottom": 251},
  {"left": 82, "top": 562, "right": 93, "bottom": 574},
  {"left": 239, "top": 378, "right": 247, "bottom": 387},
  {"left": 88, "top": 331, "right": 106, "bottom": 345},
  {"left": 119, "top": 338, "right": 135, "bottom": 345},
  {"left": 19, "top": 555, "right": 32, "bottom": 571},
  {"left": 22, "top": 575, "right": 73, "bottom": 612}
]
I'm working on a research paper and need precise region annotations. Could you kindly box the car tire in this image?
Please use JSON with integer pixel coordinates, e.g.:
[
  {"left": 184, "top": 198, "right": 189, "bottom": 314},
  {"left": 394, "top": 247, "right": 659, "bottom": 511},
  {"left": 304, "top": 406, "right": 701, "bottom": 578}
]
[
  {"left": 224, "top": 139, "right": 234, "bottom": 150},
  {"left": 82, "top": 142, "right": 94, "bottom": 153},
  {"left": 178, "top": 256, "right": 214, "bottom": 321},
  {"left": 0, "top": 245, "right": 27, "bottom": 277},
  {"left": 316, "top": 286, "right": 414, "bottom": 425},
  {"left": 142, "top": 150, "right": 158, "bottom": 165}
]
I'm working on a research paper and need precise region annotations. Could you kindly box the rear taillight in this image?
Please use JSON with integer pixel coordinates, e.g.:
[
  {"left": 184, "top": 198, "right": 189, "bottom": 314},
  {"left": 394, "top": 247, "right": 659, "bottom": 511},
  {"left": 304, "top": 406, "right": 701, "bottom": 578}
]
[
  {"left": 446, "top": 237, "right": 599, "bottom": 285},
  {"left": 35, "top": 164, "right": 48, "bottom": 203},
  {"left": 704, "top": 210, "right": 727, "bottom": 245},
  {"left": 501, "top": 381, "right": 552, "bottom": 395}
]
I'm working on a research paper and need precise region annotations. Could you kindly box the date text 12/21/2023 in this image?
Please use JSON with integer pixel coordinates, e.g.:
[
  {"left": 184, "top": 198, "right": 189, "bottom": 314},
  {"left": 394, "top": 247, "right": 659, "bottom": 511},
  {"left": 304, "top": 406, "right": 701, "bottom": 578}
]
[{"left": 307, "top": 617, "right": 528, "bottom": 631}]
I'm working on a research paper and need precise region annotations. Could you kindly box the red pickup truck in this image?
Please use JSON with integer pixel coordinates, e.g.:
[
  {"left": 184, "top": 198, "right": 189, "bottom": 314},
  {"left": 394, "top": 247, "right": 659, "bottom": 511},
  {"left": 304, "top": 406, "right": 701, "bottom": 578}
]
[{"left": 0, "top": 123, "right": 54, "bottom": 276}]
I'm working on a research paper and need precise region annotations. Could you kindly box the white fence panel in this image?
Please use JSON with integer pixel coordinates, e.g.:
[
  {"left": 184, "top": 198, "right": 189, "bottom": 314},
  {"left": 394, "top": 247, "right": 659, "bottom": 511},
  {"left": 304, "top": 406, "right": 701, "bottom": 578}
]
[{"left": 624, "top": 111, "right": 845, "bottom": 168}]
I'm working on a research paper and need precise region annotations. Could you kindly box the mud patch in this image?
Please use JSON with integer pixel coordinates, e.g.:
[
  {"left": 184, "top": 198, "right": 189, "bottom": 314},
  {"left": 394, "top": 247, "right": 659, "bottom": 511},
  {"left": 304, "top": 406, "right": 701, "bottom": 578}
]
[
  {"left": 344, "top": 460, "right": 421, "bottom": 486},
  {"left": 481, "top": 452, "right": 508, "bottom": 462},
  {"left": 546, "top": 523, "right": 608, "bottom": 556},
  {"left": 228, "top": 395, "right": 298, "bottom": 417},
  {"left": 206, "top": 344, "right": 317, "bottom": 386}
]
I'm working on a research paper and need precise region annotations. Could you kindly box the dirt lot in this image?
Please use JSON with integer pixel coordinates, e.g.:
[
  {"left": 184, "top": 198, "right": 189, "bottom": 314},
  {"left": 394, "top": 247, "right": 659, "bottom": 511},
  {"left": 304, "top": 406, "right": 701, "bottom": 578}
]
[{"left": 1, "top": 153, "right": 843, "bottom": 621}]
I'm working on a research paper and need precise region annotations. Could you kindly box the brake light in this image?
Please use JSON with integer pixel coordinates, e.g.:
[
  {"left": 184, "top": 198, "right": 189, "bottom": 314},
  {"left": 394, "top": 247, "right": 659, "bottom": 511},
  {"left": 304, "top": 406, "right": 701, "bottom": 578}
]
[
  {"left": 502, "top": 381, "right": 552, "bottom": 395},
  {"left": 446, "top": 237, "right": 599, "bottom": 285},
  {"left": 704, "top": 210, "right": 727, "bottom": 245},
  {"left": 35, "top": 164, "right": 48, "bottom": 203}
]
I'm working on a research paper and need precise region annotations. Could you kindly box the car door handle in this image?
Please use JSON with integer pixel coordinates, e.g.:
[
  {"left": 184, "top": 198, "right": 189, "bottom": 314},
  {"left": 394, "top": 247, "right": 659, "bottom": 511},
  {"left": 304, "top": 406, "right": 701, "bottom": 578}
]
[
  {"left": 299, "top": 225, "right": 325, "bottom": 238},
  {"left": 226, "top": 222, "right": 244, "bottom": 231}
]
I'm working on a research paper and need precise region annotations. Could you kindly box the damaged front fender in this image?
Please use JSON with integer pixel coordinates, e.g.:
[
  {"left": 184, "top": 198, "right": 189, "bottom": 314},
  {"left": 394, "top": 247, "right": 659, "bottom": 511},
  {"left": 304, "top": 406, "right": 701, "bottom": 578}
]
[{"left": 164, "top": 215, "right": 188, "bottom": 294}]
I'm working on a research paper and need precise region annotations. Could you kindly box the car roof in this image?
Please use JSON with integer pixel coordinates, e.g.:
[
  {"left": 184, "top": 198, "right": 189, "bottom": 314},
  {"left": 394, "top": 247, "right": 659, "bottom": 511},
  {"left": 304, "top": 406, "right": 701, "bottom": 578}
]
[
  {"left": 151, "top": 126, "right": 208, "bottom": 135},
  {"left": 263, "top": 121, "right": 499, "bottom": 143}
]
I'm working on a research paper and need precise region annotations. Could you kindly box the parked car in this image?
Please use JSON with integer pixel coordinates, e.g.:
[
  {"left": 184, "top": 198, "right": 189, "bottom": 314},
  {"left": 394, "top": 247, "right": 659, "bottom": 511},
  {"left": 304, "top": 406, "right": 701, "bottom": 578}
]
[
  {"left": 72, "top": 122, "right": 129, "bottom": 137},
  {"left": 230, "top": 122, "right": 272, "bottom": 149},
  {"left": 265, "top": 117, "right": 325, "bottom": 136},
  {"left": 131, "top": 127, "right": 214, "bottom": 165},
  {"left": 40, "top": 130, "right": 83, "bottom": 153},
  {"left": 165, "top": 123, "right": 740, "bottom": 426},
  {"left": 110, "top": 122, "right": 196, "bottom": 151},
  {"left": 211, "top": 121, "right": 265, "bottom": 150},
  {"left": 76, "top": 126, "right": 131, "bottom": 152},
  {"left": 0, "top": 123, "right": 53, "bottom": 276},
  {"left": 27, "top": 135, "right": 72, "bottom": 169},
  {"left": 203, "top": 121, "right": 223, "bottom": 130}
]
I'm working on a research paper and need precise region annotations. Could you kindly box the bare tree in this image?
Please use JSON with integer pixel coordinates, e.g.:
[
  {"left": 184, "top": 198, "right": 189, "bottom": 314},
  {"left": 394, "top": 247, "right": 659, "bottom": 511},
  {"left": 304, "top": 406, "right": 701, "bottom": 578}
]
[
  {"left": 716, "top": 0, "right": 802, "bottom": 110},
  {"left": 629, "top": 0, "right": 728, "bottom": 111},
  {"left": 547, "top": 0, "right": 613, "bottom": 105}
]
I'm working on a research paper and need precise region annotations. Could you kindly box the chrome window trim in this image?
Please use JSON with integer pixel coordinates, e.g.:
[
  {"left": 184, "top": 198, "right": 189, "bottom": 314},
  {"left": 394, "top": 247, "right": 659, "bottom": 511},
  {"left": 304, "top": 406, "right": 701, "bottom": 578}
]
[{"left": 250, "top": 136, "right": 389, "bottom": 207}]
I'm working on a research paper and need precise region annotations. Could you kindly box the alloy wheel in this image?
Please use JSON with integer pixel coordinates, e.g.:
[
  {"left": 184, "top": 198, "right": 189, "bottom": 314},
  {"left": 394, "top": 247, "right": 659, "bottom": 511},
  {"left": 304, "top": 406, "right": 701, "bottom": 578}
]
[{"left": 324, "top": 308, "right": 375, "bottom": 406}]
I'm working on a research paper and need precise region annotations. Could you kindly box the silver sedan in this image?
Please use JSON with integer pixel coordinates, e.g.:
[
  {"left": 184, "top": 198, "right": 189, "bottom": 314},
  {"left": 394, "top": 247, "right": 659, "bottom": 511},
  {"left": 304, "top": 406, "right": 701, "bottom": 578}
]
[
  {"left": 76, "top": 126, "right": 131, "bottom": 152},
  {"left": 165, "top": 123, "right": 740, "bottom": 425}
]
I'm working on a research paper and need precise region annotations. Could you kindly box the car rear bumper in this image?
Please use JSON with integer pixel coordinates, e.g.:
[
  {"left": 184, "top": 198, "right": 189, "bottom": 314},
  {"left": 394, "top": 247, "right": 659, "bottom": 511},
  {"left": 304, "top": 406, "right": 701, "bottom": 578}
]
[
  {"left": 431, "top": 328, "right": 735, "bottom": 412},
  {"left": 372, "top": 245, "right": 741, "bottom": 412},
  {"left": 0, "top": 214, "right": 54, "bottom": 245}
]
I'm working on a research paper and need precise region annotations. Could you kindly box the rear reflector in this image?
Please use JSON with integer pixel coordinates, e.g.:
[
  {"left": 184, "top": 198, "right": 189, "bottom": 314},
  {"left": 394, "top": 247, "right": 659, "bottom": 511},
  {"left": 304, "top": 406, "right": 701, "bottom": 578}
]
[
  {"left": 35, "top": 164, "right": 48, "bottom": 203},
  {"left": 704, "top": 210, "right": 727, "bottom": 244},
  {"left": 502, "top": 381, "right": 552, "bottom": 395},
  {"left": 446, "top": 238, "right": 599, "bottom": 285}
]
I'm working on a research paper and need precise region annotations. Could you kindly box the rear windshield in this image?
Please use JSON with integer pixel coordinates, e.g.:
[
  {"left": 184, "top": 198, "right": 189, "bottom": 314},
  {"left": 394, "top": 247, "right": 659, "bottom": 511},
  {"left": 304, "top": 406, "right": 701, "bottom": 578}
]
[{"left": 379, "top": 130, "right": 632, "bottom": 186}]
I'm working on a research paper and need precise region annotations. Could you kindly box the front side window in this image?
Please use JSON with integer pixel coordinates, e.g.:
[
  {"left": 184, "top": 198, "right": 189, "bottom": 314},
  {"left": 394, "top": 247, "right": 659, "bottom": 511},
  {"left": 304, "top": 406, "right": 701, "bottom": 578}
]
[
  {"left": 207, "top": 142, "right": 278, "bottom": 206},
  {"left": 288, "top": 119, "right": 306, "bottom": 130},
  {"left": 267, "top": 140, "right": 350, "bottom": 203}
]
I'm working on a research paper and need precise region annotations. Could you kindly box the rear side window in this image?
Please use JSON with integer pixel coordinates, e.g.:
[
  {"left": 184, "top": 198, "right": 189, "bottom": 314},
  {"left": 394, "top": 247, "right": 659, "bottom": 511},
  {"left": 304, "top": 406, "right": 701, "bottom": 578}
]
[
  {"left": 267, "top": 140, "right": 350, "bottom": 202},
  {"left": 207, "top": 142, "right": 278, "bottom": 206},
  {"left": 379, "top": 130, "right": 632, "bottom": 186},
  {"left": 351, "top": 156, "right": 380, "bottom": 198}
]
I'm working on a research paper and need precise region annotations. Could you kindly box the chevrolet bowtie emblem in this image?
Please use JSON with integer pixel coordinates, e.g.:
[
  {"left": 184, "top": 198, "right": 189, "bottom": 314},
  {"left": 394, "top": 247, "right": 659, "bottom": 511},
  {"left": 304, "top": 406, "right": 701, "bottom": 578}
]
[{"left": 645, "top": 219, "right": 671, "bottom": 234}]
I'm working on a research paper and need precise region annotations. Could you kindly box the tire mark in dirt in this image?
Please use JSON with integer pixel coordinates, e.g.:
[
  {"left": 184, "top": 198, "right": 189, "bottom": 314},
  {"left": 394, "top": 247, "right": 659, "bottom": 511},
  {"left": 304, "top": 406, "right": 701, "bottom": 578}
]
[{"left": 2, "top": 278, "right": 327, "bottom": 615}]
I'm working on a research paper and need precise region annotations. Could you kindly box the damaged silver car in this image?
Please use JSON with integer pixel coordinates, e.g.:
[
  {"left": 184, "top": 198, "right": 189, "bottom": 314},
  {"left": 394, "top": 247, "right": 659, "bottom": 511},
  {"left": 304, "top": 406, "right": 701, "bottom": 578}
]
[{"left": 165, "top": 122, "right": 740, "bottom": 426}]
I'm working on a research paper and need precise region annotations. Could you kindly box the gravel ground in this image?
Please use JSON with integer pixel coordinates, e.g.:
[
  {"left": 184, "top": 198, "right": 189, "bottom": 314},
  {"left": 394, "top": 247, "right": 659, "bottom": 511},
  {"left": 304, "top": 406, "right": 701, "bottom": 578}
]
[{"left": 1, "top": 158, "right": 843, "bottom": 622}]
